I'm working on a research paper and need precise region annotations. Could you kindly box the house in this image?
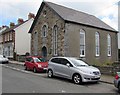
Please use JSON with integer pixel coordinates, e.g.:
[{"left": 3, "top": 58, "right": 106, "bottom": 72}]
[
  {"left": 29, "top": 2, "right": 118, "bottom": 65},
  {"left": 0, "top": 26, "right": 9, "bottom": 55},
  {"left": 1, "top": 23, "right": 16, "bottom": 59},
  {"left": 0, "top": 13, "right": 35, "bottom": 60},
  {"left": 14, "top": 13, "right": 35, "bottom": 61}
]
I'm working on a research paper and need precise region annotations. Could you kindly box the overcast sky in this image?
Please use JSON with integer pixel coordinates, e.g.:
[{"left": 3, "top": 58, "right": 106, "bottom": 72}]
[{"left": 0, "top": 0, "right": 120, "bottom": 48}]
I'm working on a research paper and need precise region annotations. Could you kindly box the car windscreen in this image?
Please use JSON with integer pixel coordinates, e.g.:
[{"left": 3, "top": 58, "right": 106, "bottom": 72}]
[
  {"left": 33, "top": 58, "right": 41, "bottom": 63},
  {"left": 69, "top": 58, "right": 88, "bottom": 67},
  {"left": 38, "top": 58, "right": 46, "bottom": 62}
]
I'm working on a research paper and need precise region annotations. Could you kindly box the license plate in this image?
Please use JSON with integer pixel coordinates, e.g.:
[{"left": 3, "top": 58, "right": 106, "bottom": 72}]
[
  {"left": 94, "top": 76, "right": 99, "bottom": 78},
  {"left": 43, "top": 68, "right": 47, "bottom": 70}
]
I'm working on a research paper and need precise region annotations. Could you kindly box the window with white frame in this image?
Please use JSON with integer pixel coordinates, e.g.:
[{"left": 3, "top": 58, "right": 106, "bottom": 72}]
[
  {"left": 80, "top": 29, "right": 85, "bottom": 57},
  {"left": 10, "top": 32, "right": 12, "bottom": 41},
  {"left": 42, "top": 25, "right": 47, "bottom": 37},
  {"left": 6, "top": 33, "right": 9, "bottom": 41},
  {"left": 95, "top": 32, "right": 100, "bottom": 56},
  {"left": 53, "top": 25, "right": 58, "bottom": 55},
  {"left": 5, "top": 34, "right": 7, "bottom": 42},
  {"left": 107, "top": 34, "right": 111, "bottom": 56}
]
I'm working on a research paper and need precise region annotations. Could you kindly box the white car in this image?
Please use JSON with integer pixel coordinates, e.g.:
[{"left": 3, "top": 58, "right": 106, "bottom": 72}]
[
  {"left": 0, "top": 55, "right": 9, "bottom": 64},
  {"left": 47, "top": 57, "right": 101, "bottom": 84}
]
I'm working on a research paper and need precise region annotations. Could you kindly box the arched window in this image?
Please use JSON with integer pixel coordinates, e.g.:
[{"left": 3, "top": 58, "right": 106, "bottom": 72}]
[
  {"left": 53, "top": 25, "right": 58, "bottom": 55},
  {"left": 107, "top": 34, "right": 111, "bottom": 56},
  {"left": 42, "top": 25, "right": 47, "bottom": 37},
  {"left": 95, "top": 32, "right": 100, "bottom": 56},
  {"left": 80, "top": 29, "right": 85, "bottom": 57}
]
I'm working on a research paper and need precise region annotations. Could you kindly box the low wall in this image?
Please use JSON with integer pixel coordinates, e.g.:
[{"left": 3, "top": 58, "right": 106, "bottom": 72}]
[
  {"left": 96, "top": 66, "right": 120, "bottom": 75},
  {"left": 95, "top": 62, "right": 120, "bottom": 75},
  {"left": 17, "top": 55, "right": 26, "bottom": 62}
]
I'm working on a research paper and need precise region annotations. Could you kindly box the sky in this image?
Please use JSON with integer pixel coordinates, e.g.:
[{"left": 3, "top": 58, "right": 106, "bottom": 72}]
[{"left": 0, "top": 0, "right": 120, "bottom": 48}]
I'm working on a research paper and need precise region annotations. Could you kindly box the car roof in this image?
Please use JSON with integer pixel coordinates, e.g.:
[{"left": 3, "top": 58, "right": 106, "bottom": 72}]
[
  {"left": 26, "top": 56, "right": 43, "bottom": 58},
  {"left": 50, "top": 56, "right": 78, "bottom": 60}
]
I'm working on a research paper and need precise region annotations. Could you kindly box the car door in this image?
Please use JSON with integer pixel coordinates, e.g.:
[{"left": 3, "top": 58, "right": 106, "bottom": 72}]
[
  {"left": 51, "top": 58, "right": 61, "bottom": 76},
  {"left": 25, "top": 57, "right": 31, "bottom": 69},
  {"left": 58, "top": 58, "right": 73, "bottom": 79},
  {"left": 29, "top": 58, "right": 35, "bottom": 70}
]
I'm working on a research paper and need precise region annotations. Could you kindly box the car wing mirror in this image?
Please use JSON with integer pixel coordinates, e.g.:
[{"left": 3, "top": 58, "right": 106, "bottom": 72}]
[
  {"left": 31, "top": 60, "right": 34, "bottom": 63},
  {"left": 66, "top": 63, "right": 70, "bottom": 67}
]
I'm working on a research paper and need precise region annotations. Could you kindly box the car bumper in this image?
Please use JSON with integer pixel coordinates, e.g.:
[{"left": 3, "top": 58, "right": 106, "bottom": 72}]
[
  {"left": 0, "top": 61, "right": 9, "bottom": 64},
  {"left": 82, "top": 74, "right": 101, "bottom": 82},
  {"left": 37, "top": 67, "right": 48, "bottom": 72}
]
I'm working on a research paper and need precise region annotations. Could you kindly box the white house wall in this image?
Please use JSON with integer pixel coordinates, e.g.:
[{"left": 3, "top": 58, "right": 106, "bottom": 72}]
[{"left": 14, "top": 18, "right": 34, "bottom": 55}]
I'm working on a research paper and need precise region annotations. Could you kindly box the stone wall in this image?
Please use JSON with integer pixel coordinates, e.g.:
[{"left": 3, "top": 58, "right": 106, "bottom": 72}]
[{"left": 31, "top": 4, "right": 65, "bottom": 60}]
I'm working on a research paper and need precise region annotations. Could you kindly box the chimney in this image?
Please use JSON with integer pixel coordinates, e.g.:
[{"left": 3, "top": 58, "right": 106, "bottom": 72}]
[
  {"left": 17, "top": 18, "right": 24, "bottom": 24},
  {"left": 10, "top": 23, "right": 15, "bottom": 28},
  {"left": 28, "top": 13, "right": 35, "bottom": 19},
  {"left": 1, "top": 25, "right": 9, "bottom": 29},
  {"left": 2, "top": 25, "right": 7, "bottom": 28}
]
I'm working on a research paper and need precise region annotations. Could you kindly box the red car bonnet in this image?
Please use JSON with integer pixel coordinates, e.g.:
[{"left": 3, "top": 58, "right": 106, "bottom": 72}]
[{"left": 37, "top": 62, "right": 48, "bottom": 67}]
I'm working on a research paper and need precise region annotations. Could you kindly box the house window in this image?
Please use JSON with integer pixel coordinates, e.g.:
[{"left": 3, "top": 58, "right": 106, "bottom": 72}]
[
  {"left": 53, "top": 25, "right": 58, "bottom": 55},
  {"left": 6, "top": 33, "right": 9, "bottom": 41},
  {"left": 107, "top": 34, "right": 111, "bottom": 56},
  {"left": 95, "top": 32, "right": 100, "bottom": 56},
  {"left": 5, "top": 34, "right": 7, "bottom": 42},
  {"left": 42, "top": 25, "right": 47, "bottom": 37},
  {"left": 80, "top": 29, "right": 85, "bottom": 57},
  {"left": 8, "top": 46, "right": 10, "bottom": 56},
  {"left": 10, "top": 32, "right": 12, "bottom": 41}
]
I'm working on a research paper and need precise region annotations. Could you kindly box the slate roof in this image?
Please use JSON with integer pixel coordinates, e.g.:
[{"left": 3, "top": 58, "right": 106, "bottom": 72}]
[
  {"left": 29, "top": 2, "right": 117, "bottom": 33},
  {"left": 1, "top": 20, "right": 29, "bottom": 34}
]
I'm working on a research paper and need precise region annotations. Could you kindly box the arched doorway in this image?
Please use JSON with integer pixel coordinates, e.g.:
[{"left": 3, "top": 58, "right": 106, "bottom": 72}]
[{"left": 42, "top": 46, "right": 47, "bottom": 58}]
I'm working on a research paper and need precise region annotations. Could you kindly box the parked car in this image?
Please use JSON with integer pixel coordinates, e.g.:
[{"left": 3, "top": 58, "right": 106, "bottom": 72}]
[
  {"left": 24, "top": 56, "right": 48, "bottom": 73},
  {"left": 0, "top": 55, "right": 9, "bottom": 64},
  {"left": 114, "top": 72, "right": 120, "bottom": 92},
  {"left": 47, "top": 57, "right": 101, "bottom": 84}
]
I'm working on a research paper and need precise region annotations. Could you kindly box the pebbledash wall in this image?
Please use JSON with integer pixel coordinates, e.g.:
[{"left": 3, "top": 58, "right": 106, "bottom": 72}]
[{"left": 30, "top": 2, "right": 118, "bottom": 65}]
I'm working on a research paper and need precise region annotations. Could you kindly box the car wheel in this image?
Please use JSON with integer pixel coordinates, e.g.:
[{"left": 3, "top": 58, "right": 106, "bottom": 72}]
[
  {"left": 73, "top": 74, "right": 82, "bottom": 84},
  {"left": 24, "top": 65, "right": 28, "bottom": 70},
  {"left": 33, "top": 67, "right": 37, "bottom": 73},
  {"left": 47, "top": 69, "right": 53, "bottom": 78}
]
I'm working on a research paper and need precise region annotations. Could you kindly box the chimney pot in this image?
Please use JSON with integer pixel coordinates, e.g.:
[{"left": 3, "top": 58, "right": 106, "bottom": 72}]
[
  {"left": 18, "top": 18, "right": 24, "bottom": 24},
  {"left": 10, "top": 22, "right": 15, "bottom": 28},
  {"left": 28, "top": 13, "right": 35, "bottom": 19}
]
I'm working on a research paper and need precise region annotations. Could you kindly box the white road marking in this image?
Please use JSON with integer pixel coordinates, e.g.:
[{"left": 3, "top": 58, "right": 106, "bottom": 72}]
[{"left": 61, "top": 90, "right": 66, "bottom": 93}]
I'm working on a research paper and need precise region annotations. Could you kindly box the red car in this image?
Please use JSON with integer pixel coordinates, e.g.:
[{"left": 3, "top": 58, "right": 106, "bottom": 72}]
[{"left": 24, "top": 56, "right": 48, "bottom": 73}]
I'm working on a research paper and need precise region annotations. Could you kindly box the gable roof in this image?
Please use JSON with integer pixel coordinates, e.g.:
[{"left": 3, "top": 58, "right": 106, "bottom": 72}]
[
  {"left": 2, "top": 20, "right": 29, "bottom": 34},
  {"left": 29, "top": 1, "right": 117, "bottom": 33}
]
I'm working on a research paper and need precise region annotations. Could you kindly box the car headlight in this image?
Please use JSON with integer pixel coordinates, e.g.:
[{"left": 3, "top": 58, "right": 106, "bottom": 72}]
[
  {"left": 81, "top": 69, "right": 93, "bottom": 74},
  {"left": 38, "top": 64, "right": 42, "bottom": 68}
]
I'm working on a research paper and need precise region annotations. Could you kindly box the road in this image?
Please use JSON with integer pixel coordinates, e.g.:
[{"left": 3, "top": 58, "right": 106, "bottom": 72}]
[{"left": 2, "top": 63, "right": 120, "bottom": 93}]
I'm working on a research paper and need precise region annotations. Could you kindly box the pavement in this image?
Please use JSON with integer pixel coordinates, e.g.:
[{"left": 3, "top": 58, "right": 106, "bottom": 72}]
[{"left": 9, "top": 60, "right": 114, "bottom": 84}]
